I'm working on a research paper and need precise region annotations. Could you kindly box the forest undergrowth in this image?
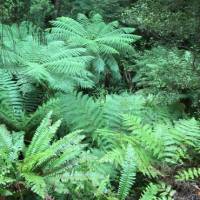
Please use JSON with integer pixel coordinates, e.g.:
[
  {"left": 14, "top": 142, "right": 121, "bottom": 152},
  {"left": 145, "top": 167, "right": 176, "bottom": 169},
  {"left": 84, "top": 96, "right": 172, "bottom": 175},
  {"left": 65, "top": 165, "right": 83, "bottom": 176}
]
[{"left": 1, "top": 0, "right": 200, "bottom": 199}]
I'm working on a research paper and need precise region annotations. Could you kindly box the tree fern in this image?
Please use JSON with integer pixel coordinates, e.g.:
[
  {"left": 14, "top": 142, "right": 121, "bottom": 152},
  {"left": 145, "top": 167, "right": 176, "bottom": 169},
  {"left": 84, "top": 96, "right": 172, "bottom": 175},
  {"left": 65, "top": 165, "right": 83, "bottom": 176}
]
[
  {"left": 50, "top": 13, "right": 140, "bottom": 80},
  {"left": 0, "top": 21, "right": 95, "bottom": 131}
]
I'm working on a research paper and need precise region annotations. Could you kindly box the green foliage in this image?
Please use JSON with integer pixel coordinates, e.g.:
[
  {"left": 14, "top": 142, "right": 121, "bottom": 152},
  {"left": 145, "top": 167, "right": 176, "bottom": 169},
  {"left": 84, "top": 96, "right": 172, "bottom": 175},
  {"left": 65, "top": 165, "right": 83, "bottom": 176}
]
[
  {"left": 118, "top": 145, "right": 136, "bottom": 200},
  {"left": 103, "top": 93, "right": 183, "bottom": 128},
  {"left": 1, "top": 2, "right": 200, "bottom": 200},
  {"left": 29, "top": 0, "right": 54, "bottom": 26},
  {"left": 0, "top": 112, "right": 109, "bottom": 199},
  {"left": 140, "top": 183, "right": 159, "bottom": 200},
  {"left": 140, "top": 183, "right": 175, "bottom": 200},
  {"left": 59, "top": 92, "right": 104, "bottom": 133},
  {"left": 68, "top": 0, "right": 131, "bottom": 20},
  {"left": 1, "top": 0, "right": 53, "bottom": 26},
  {"left": 122, "top": 0, "right": 200, "bottom": 44},
  {"left": 50, "top": 13, "right": 140, "bottom": 81},
  {"left": 96, "top": 114, "right": 200, "bottom": 185},
  {"left": 176, "top": 168, "right": 200, "bottom": 181},
  {"left": 0, "top": 21, "right": 94, "bottom": 130},
  {"left": 134, "top": 46, "right": 200, "bottom": 105},
  {"left": 0, "top": 0, "right": 24, "bottom": 23}
]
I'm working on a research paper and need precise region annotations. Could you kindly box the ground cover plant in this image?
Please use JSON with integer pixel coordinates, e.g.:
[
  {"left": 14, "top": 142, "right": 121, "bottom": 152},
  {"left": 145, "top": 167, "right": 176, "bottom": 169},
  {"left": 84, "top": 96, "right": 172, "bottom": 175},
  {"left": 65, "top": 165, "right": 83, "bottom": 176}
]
[{"left": 1, "top": 0, "right": 200, "bottom": 199}]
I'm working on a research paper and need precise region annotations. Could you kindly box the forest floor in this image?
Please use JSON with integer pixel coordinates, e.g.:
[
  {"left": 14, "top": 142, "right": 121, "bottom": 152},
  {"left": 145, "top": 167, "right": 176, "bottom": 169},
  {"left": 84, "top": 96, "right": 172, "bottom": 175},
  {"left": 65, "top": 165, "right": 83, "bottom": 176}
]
[{"left": 174, "top": 181, "right": 200, "bottom": 200}]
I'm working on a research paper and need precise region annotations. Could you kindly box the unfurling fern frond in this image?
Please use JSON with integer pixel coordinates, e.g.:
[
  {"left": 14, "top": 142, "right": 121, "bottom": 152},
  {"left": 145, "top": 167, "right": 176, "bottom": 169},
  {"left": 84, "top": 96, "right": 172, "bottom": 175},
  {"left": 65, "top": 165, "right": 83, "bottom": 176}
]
[{"left": 118, "top": 145, "right": 136, "bottom": 200}]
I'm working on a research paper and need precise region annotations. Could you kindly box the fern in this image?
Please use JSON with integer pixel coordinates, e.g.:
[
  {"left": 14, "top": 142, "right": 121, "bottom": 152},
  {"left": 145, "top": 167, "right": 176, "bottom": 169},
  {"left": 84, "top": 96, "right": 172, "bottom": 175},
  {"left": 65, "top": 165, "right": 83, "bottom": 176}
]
[
  {"left": 139, "top": 183, "right": 158, "bottom": 200},
  {"left": 0, "top": 21, "right": 95, "bottom": 131},
  {"left": 22, "top": 173, "right": 47, "bottom": 198},
  {"left": 176, "top": 168, "right": 200, "bottom": 181},
  {"left": 173, "top": 118, "right": 200, "bottom": 147},
  {"left": 135, "top": 46, "right": 199, "bottom": 105},
  {"left": 104, "top": 93, "right": 180, "bottom": 130},
  {"left": 0, "top": 112, "right": 89, "bottom": 198},
  {"left": 50, "top": 13, "right": 140, "bottom": 80},
  {"left": 0, "top": 113, "right": 108, "bottom": 198},
  {"left": 59, "top": 92, "right": 104, "bottom": 133},
  {"left": 157, "top": 183, "right": 175, "bottom": 200},
  {"left": 96, "top": 113, "right": 196, "bottom": 178},
  {"left": 118, "top": 145, "right": 136, "bottom": 200},
  {"left": 0, "top": 70, "right": 24, "bottom": 122},
  {"left": 140, "top": 183, "right": 175, "bottom": 200}
]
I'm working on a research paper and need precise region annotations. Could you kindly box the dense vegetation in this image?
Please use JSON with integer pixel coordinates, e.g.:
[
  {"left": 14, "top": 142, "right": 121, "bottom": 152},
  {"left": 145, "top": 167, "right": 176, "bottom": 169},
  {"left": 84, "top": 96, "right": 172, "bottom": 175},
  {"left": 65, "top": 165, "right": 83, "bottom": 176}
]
[{"left": 1, "top": 0, "right": 200, "bottom": 199}]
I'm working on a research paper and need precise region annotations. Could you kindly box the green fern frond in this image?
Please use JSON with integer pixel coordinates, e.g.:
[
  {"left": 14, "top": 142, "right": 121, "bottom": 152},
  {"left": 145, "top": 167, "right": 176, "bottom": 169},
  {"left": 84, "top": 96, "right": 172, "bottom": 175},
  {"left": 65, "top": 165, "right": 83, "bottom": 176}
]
[
  {"left": 100, "top": 148, "right": 124, "bottom": 167},
  {"left": 176, "top": 168, "right": 200, "bottom": 181},
  {"left": 157, "top": 183, "right": 175, "bottom": 200},
  {"left": 24, "top": 97, "right": 60, "bottom": 131},
  {"left": 0, "top": 125, "right": 12, "bottom": 152},
  {"left": 174, "top": 118, "right": 200, "bottom": 147},
  {"left": 118, "top": 145, "right": 136, "bottom": 200},
  {"left": 0, "top": 176, "right": 15, "bottom": 187},
  {"left": 0, "top": 70, "right": 24, "bottom": 121},
  {"left": 139, "top": 183, "right": 158, "bottom": 200},
  {"left": 140, "top": 182, "right": 175, "bottom": 200},
  {"left": 26, "top": 111, "right": 60, "bottom": 157},
  {"left": 60, "top": 92, "right": 104, "bottom": 132},
  {"left": 23, "top": 173, "right": 47, "bottom": 198},
  {"left": 49, "top": 13, "right": 140, "bottom": 79}
]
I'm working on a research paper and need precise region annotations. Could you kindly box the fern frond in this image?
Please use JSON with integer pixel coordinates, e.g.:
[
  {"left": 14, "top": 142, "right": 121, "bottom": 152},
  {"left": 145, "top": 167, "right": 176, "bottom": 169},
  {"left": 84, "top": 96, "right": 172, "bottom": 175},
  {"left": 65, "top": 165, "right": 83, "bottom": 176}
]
[
  {"left": 49, "top": 14, "right": 140, "bottom": 79},
  {"left": 157, "top": 183, "right": 175, "bottom": 200},
  {"left": 0, "top": 125, "right": 12, "bottom": 152},
  {"left": 23, "top": 173, "right": 47, "bottom": 198},
  {"left": 140, "top": 182, "right": 175, "bottom": 200},
  {"left": 176, "top": 168, "right": 200, "bottom": 181},
  {"left": 140, "top": 183, "right": 158, "bottom": 200},
  {"left": 26, "top": 111, "right": 60, "bottom": 157},
  {"left": 60, "top": 92, "right": 104, "bottom": 132},
  {"left": 118, "top": 145, "right": 136, "bottom": 200},
  {"left": 0, "top": 70, "right": 24, "bottom": 121},
  {"left": 174, "top": 118, "right": 200, "bottom": 147}
]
